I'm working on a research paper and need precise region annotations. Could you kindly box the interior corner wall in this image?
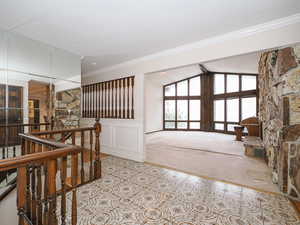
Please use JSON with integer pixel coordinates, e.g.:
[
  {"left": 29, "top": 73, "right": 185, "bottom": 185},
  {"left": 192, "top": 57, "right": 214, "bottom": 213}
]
[
  {"left": 258, "top": 44, "right": 300, "bottom": 199},
  {"left": 144, "top": 78, "right": 163, "bottom": 133}
]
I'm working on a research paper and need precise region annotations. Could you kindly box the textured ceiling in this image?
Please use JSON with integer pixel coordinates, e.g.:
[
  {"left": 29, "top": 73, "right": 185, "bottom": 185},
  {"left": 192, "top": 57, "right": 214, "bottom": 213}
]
[{"left": 0, "top": 0, "right": 299, "bottom": 74}]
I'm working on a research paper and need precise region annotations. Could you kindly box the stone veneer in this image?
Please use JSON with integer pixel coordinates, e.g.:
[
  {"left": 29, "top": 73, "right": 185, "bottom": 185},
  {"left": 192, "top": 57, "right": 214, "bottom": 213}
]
[{"left": 259, "top": 44, "right": 300, "bottom": 199}]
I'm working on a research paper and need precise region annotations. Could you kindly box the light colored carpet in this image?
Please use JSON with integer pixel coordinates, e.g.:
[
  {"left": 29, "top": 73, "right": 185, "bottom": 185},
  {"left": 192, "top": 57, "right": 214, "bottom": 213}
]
[
  {"left": 146, "top": 131, "right": 279, "bottom": 193},
  {"left": 146, "top": 131, "right": 244, "bottom": 156}
]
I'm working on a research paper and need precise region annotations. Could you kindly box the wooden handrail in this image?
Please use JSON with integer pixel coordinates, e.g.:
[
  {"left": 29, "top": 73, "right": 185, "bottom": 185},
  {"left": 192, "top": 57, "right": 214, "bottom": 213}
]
[
  {"left": 0, "top": 146, "right": 82, "bottom": 171},
  {"left": 31, "top": 126, "right": 95, "bottom": 136},
  {"left": 0, "top": 118, "right": 102, "bottom": 225},
  {"left": 19, "top": 133, "right": 70, "bottom": 149}
]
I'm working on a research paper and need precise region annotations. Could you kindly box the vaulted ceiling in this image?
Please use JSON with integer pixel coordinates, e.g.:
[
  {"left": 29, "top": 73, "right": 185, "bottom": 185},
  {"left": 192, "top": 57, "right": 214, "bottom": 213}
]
[{"left": 0, "top": 0, "right": 299, "bottom": 74}]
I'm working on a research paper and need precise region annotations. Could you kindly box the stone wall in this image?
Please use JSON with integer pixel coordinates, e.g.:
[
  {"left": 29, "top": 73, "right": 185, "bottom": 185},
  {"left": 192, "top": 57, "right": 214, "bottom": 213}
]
[{"left": 259, "top": 44, "right": 300, "bottom": 198}]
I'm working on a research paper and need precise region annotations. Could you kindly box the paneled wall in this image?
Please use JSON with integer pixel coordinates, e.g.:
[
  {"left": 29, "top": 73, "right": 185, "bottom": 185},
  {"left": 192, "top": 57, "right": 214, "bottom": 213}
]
[{"left": 81, "top": 74, "right": 144, "bottom": 162}]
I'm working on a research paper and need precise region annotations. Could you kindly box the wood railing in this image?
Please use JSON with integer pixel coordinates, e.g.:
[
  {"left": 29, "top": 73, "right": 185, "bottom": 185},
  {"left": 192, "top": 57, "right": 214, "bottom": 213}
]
[
  {"left": 0, "top": 121, "right": 53, "bottom": 201},
  {"left": 32, "top": 119, "right": 102, "bottom": 183},
  {"left": 0, "top": 119, "right": 102, "bottom": 225}
]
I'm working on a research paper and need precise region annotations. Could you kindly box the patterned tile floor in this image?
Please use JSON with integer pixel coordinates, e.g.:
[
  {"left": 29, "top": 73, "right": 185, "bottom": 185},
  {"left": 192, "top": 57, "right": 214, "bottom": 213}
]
[{"left": 59, "top": 156, "right": 300, "bottom": 225}]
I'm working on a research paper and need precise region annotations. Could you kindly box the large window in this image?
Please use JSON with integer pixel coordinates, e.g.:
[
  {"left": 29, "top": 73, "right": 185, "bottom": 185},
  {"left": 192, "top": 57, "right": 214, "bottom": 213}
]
[
  {"left": 213, "top": 73, "right": 257, "bottom": 133},
  {"left": 163, "top": 72, "right": 257, "bottom": 133},
  {"left": 163, "top": 75, "right": 201, "bottom": 130}
]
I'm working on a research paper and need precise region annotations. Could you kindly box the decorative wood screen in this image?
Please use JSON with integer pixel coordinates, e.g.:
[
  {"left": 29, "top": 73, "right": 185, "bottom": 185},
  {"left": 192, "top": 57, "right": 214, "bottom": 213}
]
[{"left": 82, "top": 76, "right": 134, "bottom": 119}]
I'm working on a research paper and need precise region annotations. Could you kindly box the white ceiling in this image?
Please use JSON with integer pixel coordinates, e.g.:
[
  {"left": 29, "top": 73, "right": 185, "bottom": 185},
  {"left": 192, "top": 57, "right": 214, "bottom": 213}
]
[
  {"left": 0, "top": 0, "right": 299, "bottom": 74},
  {"left": 146, "top": 52, "right": 260, "bottom": 86}
]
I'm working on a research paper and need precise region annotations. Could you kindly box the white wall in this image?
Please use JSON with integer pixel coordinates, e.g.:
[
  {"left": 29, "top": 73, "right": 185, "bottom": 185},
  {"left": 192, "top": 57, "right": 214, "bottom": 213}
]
[
  {"left": 144, "top": 78, "right": 163, "bottom": 133},
  {"left": 82, "top": 18, "right": 300, "bottom": 162}
]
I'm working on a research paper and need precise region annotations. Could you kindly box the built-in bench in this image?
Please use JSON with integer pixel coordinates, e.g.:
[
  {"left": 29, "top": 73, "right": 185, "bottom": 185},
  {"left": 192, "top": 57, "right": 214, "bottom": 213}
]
[{"left": 244, "top": 136, "right": 265, "bottom": 158}]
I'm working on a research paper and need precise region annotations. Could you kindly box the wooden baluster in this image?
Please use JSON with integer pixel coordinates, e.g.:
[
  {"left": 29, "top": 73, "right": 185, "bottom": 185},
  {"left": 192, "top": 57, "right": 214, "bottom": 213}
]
[
  {"left": 48, "top": 158, "right": 58, "bottom": 225},
  {"left": 89, "top": 129, "right": 93, "bottom": 181},
  {"left": 43, "top": 147, "right": 50, "bottom": 225},
  {"left": 71, "top": 152, "right": 78, "bottom": 225},
  {"left": 80, "top": 131, "right": 85, "bottom": 184},
  {"left": 118, "top": 79, "right": 122, "bottom": 118},
  {"left": 17, "top": 167, "right": 27, "bottom": 225},
  {"left": 111, "top": 81, "right": 113, "bottom": 117},
  {"left": 82, "top": 86, "right": 85, "bottom": 117},
  {"left": 115, "top": 80, "right": 118, "bottom": 118},
  {"left": 94, "top": 119, "right": 101, "bottom": 179},
  {"left": 123, "top": 78, "right": 126, "bottom": 118},
  {"left": 31, "top": 143, "right": 37, "bottom": 224},
  {"left": 88, "top": 85, "right": 91, "bottom": 118},
  {"left": 101, "top": 82, "right": 103, "bottom": 118},
  {"left": 104, "top": 82, "right": 107, "bottom": 118},
  {"left": 36, "top": 144, "right": 43, "bottom": 225},
  {"left": 60, "top": 156, "right": 67, "bottom": 225},
  {"left": 131, "top": 76, "right": 134, "bottom": 119},
  {"left": 25, "top": 140, "right": 32, "bottom": 219},
  {"left": 127, "top": 77, "right": 130, "bottom": 119}
]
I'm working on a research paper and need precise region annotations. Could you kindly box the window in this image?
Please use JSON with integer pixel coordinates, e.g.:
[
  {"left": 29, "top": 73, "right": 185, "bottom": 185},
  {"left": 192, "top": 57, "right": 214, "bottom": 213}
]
[
  {"left": 213, "top": 73, "right": 257, "bottom": 133},
  {"left": 163, "top": 72, "right": 257, "bottom": 133},
  {"left": 214, "top": 74, "right": 225, "bottom": 94},
  {"left": 163, "top": 75, "right": 201, "bottom": 130},
  {"left": 242, "top": 97, "right": 257, "bottom": 120}
]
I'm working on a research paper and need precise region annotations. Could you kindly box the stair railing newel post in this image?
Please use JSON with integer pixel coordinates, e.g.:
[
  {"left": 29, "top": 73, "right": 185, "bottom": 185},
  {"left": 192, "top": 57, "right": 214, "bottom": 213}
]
[{"left": 94, "top": 118, "right": 101, "bottom": 179}]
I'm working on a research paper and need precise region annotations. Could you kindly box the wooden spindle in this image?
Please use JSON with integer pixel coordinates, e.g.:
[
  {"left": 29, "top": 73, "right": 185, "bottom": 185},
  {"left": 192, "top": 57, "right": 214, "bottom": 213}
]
[
  {"left": 127, "top": 77, "right": 130, "bottom": 119},
  {"left": 60, "top": 156, "right": 67, "bottom": 225},
  {"left": 111, "top": 81, "right": 115, "bottom": 118},
  {"left": 17, "top": 167, "right": 27, "bottom": 225},
  {"left": 71, "top": 153, "right": 78, "bottom": 225},
  {"left": 48, "top": 159, "right": 58, "bottom": 225},
  {"left": 123, "top": 78, "right": 126, "bottom": 118},
  {"left": 36, "top": 145, "right": 43, "bottom": 224},
  {"left": 131, "top": 76, "right": 134, "bottom": 119},
  {"left": 94, "top": 119, "right": 101, "bottom": 179},
  {"left": 101, "top": 82, "right": 104, "bottom": 118},
  {"left": 43, "top": 147, "right": 49, "bottom": 225},
  {"left": 119, "top": 79, "right": 122, "bottom": 118},
  {"left": 31, "top": 143, "right": 37, "bottom": 224},
  {"left": 89, "top": 129, "right": 93, "bottom": 181},
  {"left": 80, "top": 131, "right": 85, "bottom": 184}
]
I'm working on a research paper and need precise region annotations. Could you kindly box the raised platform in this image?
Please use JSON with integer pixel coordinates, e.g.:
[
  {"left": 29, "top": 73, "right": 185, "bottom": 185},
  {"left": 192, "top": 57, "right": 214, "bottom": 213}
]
[{"left": 244, "top": 136, "right": 265, "bottom": 158}]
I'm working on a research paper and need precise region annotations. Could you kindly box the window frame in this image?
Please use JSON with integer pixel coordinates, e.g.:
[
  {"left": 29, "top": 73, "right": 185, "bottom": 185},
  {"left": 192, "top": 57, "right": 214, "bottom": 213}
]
[
  {"left": 163, "top": 74, "right": 201, "bottom": 131},
  {"left": 213, "top": 72, "right": 258, "bottom": 134}
]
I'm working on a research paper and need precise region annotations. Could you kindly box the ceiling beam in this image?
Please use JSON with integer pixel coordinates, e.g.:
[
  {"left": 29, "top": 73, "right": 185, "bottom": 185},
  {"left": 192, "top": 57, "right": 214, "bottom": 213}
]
[{"left": 199, "top": 64, "right": 209, "bottom": 74}]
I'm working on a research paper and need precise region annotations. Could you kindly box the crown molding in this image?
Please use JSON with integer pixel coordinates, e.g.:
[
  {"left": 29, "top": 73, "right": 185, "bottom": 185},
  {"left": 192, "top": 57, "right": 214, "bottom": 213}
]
[{"left": 84, "top": 13, "right": 300, "bottom": 77}]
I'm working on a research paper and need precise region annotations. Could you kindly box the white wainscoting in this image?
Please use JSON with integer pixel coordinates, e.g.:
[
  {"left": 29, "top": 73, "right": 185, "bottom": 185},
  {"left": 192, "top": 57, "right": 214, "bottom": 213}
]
[{"left": 81, "top": 118, "right": 144, "bottom": 162}]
